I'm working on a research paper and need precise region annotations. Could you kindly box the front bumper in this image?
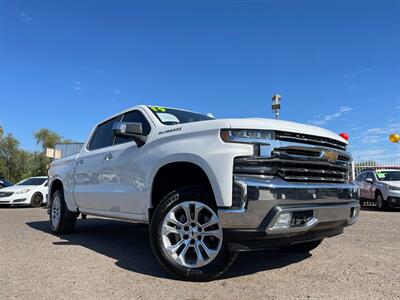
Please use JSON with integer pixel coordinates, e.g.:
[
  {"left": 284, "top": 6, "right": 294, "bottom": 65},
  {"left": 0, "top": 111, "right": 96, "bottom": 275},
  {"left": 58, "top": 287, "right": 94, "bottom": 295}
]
[
  {"left": 218, "top": 176, "right": 359, "bottom": 250},
  {"left": 386, "top": 196, "right": 400, "bottom": 207},
  {"left": 0, "top": 197, "right": 29, "bottom": 205}
]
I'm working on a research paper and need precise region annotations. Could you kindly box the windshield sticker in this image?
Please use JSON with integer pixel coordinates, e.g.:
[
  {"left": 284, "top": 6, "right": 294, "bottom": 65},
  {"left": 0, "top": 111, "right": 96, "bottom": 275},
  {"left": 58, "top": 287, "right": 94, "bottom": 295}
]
[
  {"left": 150, "top": 106, "right": 167, "bottom": 112},
  {"left": 376, "top": 172, "right": 386, "bottom": 179},
  {"left": 157, "top": 113, "right": 180, "bottom": 123}
]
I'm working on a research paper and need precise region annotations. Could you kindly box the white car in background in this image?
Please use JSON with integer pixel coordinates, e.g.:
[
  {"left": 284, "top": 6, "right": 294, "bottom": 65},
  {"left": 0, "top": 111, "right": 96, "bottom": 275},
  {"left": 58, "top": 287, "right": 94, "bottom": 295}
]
[
  {"left": 354, "top": 169, "right": 400, "bottom": 209},
  {"left": 0, "top": 176, "right": 48, "bottom": 207}
]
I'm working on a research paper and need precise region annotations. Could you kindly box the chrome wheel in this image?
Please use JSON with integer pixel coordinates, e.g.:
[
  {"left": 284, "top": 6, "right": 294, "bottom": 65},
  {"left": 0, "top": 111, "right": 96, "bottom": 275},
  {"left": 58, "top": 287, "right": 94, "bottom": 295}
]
[
  {"left": 161, "top": 201, "right": 223, "bottom": 268},
  {"left": 51, "top": 195, "right": 61, "bottom": 228}
]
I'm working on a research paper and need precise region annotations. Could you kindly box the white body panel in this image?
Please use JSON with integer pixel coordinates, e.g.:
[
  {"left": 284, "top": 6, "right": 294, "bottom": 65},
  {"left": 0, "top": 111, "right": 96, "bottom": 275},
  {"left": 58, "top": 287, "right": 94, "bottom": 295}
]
[{"left": 48, "top": 105, "right": 347, "bottom": 222}]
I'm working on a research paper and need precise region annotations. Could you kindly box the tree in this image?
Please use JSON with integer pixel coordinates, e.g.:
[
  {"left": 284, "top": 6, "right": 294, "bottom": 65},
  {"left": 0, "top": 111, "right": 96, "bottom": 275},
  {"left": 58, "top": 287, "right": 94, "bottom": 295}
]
[
  {"left": 34, "top": 129, "right": 62, "bottom": 150},
  {"left": 0, "top": 132, "right": 24, "bottom": 182},
  {"left": 0, "top": 127, "right": 73, "bottom": 182}
]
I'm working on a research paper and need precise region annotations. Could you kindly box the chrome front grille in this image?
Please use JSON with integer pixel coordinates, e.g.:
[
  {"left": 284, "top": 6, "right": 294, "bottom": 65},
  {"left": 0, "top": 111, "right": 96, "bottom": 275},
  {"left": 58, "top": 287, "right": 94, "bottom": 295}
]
[{"left": 234, "top": 140, "right": 351, "bottom": 183}]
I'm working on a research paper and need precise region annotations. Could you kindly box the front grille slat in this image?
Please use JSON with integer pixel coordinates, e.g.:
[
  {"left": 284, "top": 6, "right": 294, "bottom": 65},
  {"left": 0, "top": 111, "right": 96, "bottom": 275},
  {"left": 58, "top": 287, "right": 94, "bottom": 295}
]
[
  {"left": 276, "top": 131, "right": 347, "bottom": 151},
  {"left": 281, "top": 176, "right": 347, "bottom": 183},
  {"left": 279, "top": 166, "right": 346, "bottom": 176}
]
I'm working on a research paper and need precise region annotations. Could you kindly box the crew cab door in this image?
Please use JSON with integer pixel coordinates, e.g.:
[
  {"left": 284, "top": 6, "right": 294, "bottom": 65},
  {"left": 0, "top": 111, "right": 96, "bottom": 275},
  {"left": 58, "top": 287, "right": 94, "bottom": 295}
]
[{"left": 73, "top": 110, "right": 152, "bottom": 215}]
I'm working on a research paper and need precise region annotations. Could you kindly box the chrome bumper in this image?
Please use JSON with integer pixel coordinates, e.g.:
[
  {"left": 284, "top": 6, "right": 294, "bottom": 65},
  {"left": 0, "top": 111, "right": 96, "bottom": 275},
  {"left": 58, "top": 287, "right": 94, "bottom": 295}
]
[{"left": 218, "top": 176, "right": 360, "bottom": 232}]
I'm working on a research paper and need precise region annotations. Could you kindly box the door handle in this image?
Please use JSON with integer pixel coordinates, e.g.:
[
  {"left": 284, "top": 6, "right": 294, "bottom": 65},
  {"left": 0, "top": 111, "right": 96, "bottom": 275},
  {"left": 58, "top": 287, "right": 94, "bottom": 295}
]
[
  {"left": 77, "top": 159, "right": 84, "bottom": 166},
  {"left": 104, "top": 153, "right": 113, "bottom": 161}
]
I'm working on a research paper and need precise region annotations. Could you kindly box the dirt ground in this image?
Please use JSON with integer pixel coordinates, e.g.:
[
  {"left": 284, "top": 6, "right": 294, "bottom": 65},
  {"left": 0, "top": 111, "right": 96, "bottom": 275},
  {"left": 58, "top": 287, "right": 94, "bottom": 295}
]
[{"left": 0, "top": 206, "right": 399, "bottom": 299}]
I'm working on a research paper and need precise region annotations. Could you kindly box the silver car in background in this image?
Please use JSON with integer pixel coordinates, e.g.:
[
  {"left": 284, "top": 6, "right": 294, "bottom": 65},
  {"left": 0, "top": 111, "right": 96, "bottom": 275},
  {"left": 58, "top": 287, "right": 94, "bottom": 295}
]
[{"left": 354, "top": 169, "right": 400, "bottom": 210}]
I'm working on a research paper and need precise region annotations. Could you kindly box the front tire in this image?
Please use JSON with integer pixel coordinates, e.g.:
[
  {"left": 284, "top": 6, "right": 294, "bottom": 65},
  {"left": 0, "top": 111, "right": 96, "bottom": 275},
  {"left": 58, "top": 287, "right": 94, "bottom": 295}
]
[
  {"left": 50, "top": 190, "right": 78, "bottom": 234},
  {"left": 30, "top": 193, "right": 43, "bottom": 207},
  {"left": 376, "top": 192, "right": 388, "bottom": 211},
  {"left": 279, "top": 240, "right": 322, "bottom": 253},
  {"left": 149, "top": 187, "right": 237, "bottom": 281}
]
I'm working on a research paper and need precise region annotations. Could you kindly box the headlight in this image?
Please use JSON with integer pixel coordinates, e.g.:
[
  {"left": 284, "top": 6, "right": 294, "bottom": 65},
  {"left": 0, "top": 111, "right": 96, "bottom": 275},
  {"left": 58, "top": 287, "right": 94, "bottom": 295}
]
[
  {"left": 15, "top": 189, "right": 31, "bottom": 195},
  {"left": 386, "top": 184, "right": 400, "bottom": 191},
  {"left": 220, "top": 129, "right": 274, "bottom": 144}
]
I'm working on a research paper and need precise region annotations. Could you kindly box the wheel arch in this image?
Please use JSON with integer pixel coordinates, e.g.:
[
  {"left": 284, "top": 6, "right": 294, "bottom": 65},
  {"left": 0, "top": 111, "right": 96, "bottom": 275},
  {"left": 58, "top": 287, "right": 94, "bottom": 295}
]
[
  {"left": 150, "top": 161, "right": 220, "bottom": 219},
  {"left": 49, "top": 179, "right": 64, "bottom": 206}
]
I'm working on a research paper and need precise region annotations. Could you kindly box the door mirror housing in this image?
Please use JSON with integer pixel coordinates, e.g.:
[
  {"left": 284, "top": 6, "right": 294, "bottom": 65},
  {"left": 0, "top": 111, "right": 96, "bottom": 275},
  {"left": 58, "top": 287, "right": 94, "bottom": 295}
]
[
  {"left": 365, "top": 178, "right": 374, "bottom": 184},
  {"left": 113, "top": 122, "right": 147, "bottom": 147},
  {"left": 113, "top": 122, "right": 143, "bottom": 137}
]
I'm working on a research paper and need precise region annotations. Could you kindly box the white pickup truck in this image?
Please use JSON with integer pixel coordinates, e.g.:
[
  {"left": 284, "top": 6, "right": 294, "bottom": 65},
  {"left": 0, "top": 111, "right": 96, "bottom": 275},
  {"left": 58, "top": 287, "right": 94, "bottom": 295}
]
[{"left": 48, "top": 105, "right": 360, "bottom": 281}]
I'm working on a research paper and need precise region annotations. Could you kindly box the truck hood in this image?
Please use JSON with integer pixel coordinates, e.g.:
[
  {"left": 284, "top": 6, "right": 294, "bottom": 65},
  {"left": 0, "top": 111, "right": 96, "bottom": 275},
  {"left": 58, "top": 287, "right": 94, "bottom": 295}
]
[{"left": 224, "top": 118, "right": 347, "bottom": 144}]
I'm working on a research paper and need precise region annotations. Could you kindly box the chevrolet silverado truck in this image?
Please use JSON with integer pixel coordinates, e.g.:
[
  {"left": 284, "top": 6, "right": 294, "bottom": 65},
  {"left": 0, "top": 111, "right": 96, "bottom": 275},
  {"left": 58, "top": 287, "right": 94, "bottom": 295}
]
[{"left": 47, "top": 105, "right": 360, "bottom": 281}]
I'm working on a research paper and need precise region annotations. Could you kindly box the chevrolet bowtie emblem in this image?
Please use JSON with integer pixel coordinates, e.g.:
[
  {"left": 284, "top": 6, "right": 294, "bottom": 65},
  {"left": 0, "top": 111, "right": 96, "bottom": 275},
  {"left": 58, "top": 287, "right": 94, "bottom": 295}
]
[{"left": 321, "top": 151, "right": 338, "bottom": 162}]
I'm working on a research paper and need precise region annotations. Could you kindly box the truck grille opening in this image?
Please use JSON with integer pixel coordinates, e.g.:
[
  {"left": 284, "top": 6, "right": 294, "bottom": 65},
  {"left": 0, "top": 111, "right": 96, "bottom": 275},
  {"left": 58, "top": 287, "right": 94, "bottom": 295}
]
[{"left": 234, "top": 146, "right": 351, "bottom": 183}]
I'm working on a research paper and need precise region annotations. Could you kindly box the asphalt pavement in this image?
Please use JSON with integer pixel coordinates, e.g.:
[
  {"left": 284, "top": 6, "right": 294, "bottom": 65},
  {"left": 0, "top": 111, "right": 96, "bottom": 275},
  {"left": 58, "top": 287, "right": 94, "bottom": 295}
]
[{"left": 0, "top": 206, "right": 399, "bottom": 299}]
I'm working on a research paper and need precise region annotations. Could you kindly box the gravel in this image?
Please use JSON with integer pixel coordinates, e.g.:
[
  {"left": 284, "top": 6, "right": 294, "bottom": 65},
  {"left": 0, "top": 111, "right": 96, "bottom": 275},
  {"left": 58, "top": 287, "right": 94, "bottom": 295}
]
[{"left": 1, "top": 206, "right": 399, "bottom": 299}]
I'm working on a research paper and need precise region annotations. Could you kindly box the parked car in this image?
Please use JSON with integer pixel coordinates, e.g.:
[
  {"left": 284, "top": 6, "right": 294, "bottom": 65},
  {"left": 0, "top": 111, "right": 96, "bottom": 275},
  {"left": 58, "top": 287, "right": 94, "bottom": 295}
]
[
  {"left": 0, "top": 176, "right": 48, "bottom": 207},
  {"left": 354, "top": 169, "right": 400, "bottom": 209},
  {"left": 0, "top": 179, "right": 13, "bottom": 189},
  {"left": 47, "top": 105, "right": 359, "bottom": 281}
]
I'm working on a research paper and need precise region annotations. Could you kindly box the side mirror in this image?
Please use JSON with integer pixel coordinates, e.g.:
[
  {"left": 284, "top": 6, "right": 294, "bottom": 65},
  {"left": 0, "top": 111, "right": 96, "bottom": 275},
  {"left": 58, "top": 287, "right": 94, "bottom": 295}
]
[
  {"left": 365, "top": 178, "right": 373, "bottom": 184},
  {"left": 113, "top": 122, "right": 147, "bottom": 147},
  {"left": 113, "top": 122, "right": 143, "bottom": 137}
]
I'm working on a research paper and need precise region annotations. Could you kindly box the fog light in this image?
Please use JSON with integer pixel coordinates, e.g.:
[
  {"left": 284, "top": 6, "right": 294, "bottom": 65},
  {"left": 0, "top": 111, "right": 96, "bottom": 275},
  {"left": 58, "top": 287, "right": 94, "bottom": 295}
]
[{"left": 272, "top": 212, "right": 292, "bottom": 229}]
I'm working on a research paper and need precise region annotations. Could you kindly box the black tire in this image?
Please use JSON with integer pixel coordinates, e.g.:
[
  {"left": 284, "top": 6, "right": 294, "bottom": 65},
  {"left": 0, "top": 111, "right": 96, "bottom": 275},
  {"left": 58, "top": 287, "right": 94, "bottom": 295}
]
[
  {"left": 149, "top": 186, "right": 238, "bottom": 281},
  {"left": 279, "top": 240, "right": 322, "bottom": 254},
  {"left": 30, "top": 193, "right": 43, "bottom": 207},
  {"left": 0, "top": 204, "right": 11, "bottom": 208},
  {"left": 50, "top": 190, "right": 78, "bottom": 234},
  {"left": 376, "top": 192, "right": 389, "bottom": 211}
]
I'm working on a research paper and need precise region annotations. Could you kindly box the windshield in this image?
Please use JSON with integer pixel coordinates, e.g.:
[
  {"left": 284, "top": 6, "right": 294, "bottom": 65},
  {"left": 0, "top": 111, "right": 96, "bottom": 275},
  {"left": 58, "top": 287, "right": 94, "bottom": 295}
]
[
  {"left": 17, "top": 178, "right": 47, "bottom": 186},
  {"left": 148, "top": 106, "right": 213, "bottom": 125},
  {"left": 375, "top": 171, "right": 400, "bottom": 181}
]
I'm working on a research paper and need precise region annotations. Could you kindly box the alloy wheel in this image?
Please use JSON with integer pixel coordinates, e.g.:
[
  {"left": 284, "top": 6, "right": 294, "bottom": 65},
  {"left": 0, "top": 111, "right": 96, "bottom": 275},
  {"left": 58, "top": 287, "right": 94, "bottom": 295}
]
[{"left": 161, "top": 201, "right": 223, "bottom": 268}]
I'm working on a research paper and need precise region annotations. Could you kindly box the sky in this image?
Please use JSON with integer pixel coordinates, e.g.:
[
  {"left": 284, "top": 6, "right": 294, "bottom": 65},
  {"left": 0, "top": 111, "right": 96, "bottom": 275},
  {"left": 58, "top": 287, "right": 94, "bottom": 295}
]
[{"left": 0, "top": 0, "right": 399, "bottom": 162}]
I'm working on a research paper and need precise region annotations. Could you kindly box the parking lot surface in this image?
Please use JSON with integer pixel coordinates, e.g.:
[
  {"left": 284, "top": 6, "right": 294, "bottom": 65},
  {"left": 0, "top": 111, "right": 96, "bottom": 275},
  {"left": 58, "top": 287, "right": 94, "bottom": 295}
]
[{"left": 0, "top": 207, "right": 399, "bottom": 299}]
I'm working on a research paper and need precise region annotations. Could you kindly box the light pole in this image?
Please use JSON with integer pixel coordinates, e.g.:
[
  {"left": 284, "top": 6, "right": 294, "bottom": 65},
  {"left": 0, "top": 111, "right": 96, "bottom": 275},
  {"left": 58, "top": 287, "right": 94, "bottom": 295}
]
[{"left": 272, "top": 94, "right": 282, "bottom": 119}]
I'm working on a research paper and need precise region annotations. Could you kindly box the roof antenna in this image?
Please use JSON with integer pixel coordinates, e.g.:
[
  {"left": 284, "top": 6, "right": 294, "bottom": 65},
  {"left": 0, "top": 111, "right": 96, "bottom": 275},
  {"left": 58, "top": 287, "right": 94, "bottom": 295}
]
[{"left": 272, "top": 94, "right": 282, "bottom": 119}]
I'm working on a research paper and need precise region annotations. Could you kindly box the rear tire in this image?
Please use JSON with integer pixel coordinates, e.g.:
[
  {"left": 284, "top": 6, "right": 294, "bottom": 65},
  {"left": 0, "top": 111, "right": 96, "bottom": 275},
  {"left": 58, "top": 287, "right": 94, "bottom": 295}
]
[
  {"left": 30, "top": 193, "right": 43, "bottom": 207},
  {"left": 279, "top": 240, "right": 322, "bottom": 253},
  {"left": 149, "top": 186, "right": 237, "bottom": 281},
  {"left": 50, "top": 190, "right": 78, "bottom": 234}
]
